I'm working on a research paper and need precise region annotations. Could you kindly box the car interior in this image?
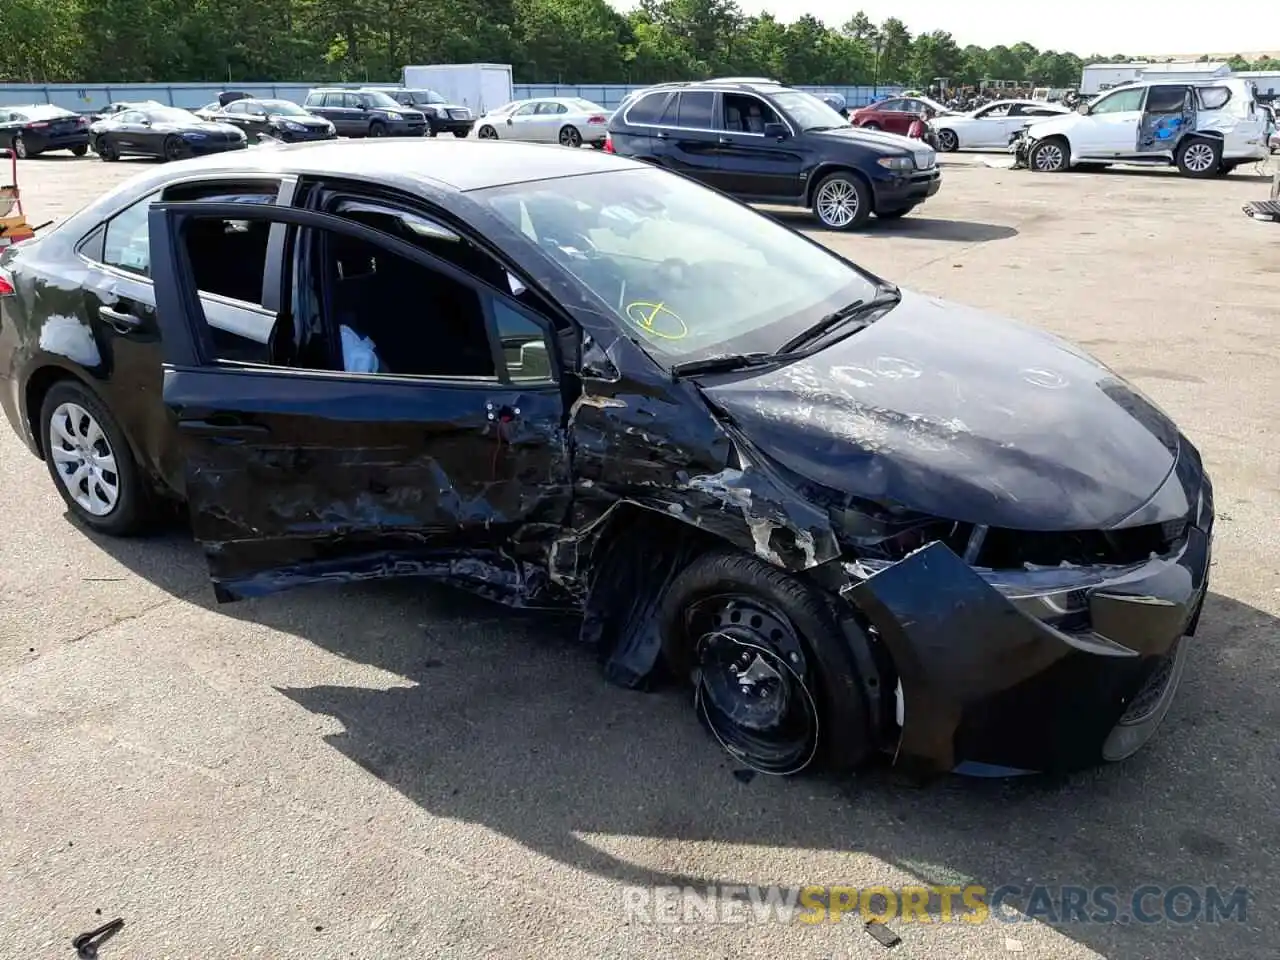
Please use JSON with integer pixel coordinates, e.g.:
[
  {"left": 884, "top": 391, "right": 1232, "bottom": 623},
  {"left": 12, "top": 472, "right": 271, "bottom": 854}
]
[{"left": 723, "top": 94, "right": 779, "bottom": 133}]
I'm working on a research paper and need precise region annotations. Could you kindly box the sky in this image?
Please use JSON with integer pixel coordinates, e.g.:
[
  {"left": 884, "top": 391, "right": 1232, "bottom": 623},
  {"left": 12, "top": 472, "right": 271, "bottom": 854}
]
[{"left": 608, "top": 0, "right": 1280, "bottom": 58}]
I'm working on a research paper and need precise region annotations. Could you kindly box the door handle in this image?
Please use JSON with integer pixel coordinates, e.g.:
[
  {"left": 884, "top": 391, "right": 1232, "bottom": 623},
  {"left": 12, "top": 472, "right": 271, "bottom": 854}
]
[
  {"left": 99, "top": 305, "right": 142, "bottom": 333},
  {"left": 718, "top": 136, "right": 731, "bottom": 144}
]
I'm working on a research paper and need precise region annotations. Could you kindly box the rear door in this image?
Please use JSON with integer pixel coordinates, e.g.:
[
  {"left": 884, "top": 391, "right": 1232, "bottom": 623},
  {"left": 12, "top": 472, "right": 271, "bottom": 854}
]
[
  {"left": 145, "top": 200, "right": 571, "bottom": 601},
  {"left": 874, "top": 99, "right": 915, "bottom": 135},
  {"left": 656, "top": 91, "right": 723, "bottom": 186},
  {"left": 1138, "top": 85, "right": 1193, "bottom": 154}
]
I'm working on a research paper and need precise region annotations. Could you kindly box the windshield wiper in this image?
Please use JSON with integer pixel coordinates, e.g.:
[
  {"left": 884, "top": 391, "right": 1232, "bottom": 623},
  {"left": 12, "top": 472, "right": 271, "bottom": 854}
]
[
  {"left": 776, "top": 283, "right": 902, "bottom": 354},
  {"left": 670, "top": 350, "right": 808, "bottom": 379}
]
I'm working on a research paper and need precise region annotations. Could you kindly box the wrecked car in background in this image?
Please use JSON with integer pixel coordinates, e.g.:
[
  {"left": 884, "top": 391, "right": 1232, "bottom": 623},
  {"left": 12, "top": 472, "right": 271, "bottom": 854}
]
[{"left": 0, "top": 140, "right": 1213, "bottom": 781}]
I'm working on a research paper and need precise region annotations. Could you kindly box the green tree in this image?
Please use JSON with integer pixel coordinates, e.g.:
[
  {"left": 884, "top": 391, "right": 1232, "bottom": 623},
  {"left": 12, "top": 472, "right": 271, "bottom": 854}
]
[
  {"left": 910, "top": 30, "right": 964, "bottom": 88},
  {"left": 877, "top": 17, "right": 912, "bottom": 84}
]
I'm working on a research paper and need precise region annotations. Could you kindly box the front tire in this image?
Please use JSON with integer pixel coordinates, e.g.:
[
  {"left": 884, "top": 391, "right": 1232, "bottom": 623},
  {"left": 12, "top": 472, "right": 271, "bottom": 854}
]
[
  {"left": 658, "top": 549, "right": 873, "bottom": 775},
  {"left": 40, "top": 381, "right": 150, "bottom": 536},
  {"left": 478, "top": 125, "right": 498, "bottom": 140},
  {"left": 559, "top": 125, "right": 583, "bottom": 148},
  {"left": 369, "top": 121, "right": 387, "bottom": 138},
  {"left": 937, "top": 128, "right": 959, "bottom": 152},
  {"left": 96, "top": 136, "right": 119, "bottom": 161},
  {"left": 1176, "top": 137, "right": 1221, "bottom": 178},
  {"left": 1029, "top": 136, "right": 1069, "bottom": 172},
  {"left": 452, "top": 130, "right": 468, "bottom": 138},
  {"left": 162, "top": 136, "right": 188, "bottom": 162},
  {"left": 811, "top": 171, "right": 871, "bottom": 231},
  {"left": 70, "top": 144, "right": 88, "bottom": 157}
]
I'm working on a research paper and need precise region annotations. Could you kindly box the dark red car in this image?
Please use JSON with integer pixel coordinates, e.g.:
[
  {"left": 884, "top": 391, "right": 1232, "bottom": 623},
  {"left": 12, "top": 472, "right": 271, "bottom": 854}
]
[{"left": 850, "top": 96, "right": 950, "bottom": 135}]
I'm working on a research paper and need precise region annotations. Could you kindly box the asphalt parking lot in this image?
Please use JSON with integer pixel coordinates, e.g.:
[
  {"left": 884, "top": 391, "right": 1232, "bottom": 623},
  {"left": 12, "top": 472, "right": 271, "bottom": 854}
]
[{"left": 1, "top": 148, "right": 1277, "bottom": 960}]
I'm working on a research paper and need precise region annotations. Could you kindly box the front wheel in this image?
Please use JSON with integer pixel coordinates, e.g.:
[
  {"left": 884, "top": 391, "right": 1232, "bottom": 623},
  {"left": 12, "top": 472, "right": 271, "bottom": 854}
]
[
  {"left": 40, "top": 381, "right": 151, "bottom": 536},
  {"left": 658, "top": 549, "right": 874, "bottom": 775},
  {"left": 95, "top": 136, "right": 119, "bottom": 161},
  {"left": 478, "top": 125, "right": 498, "bottom": 140},
  {"left": 452, "top": 130, "right": 468, "bottom": 138},
  {"left": 812, "top": 171, "right": 871, "bottom": 230},
  {"left": 369, "top": 121, "right": 387, "bottom": 138},
  {"left": 162, "top": 136, "right": 188, "bottom": 162},
  {"left": 1176, "top": 137, "right": 1221, "bottom": 178},
  {"left": 70, "top": 144, "right": 88, "bottom": 157},
  {"left": 559, "top": 125, "right": 582, "bottom": 148},
  {"left": 936, "top": 128, "right": 959, "bottom": 152},
  {"left": 1029, "top": 137, "right": 1069, "bottom": 172}
]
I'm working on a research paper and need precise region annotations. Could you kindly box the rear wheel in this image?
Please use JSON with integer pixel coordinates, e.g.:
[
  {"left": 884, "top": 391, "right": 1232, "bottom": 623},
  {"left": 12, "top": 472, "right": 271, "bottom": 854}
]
[
  {"left": 658, "top": 549, "right": 873, "bottom": 775},
  {"left": 1029, "top": 136, "right": 1069, "bottom": 172},
  {"left": 1176, "top": 137, "right": 1221, "bottom": 178},
  {"left": 70, "top": 144, "right": 88, "bottom": 157},
  {"left": 812, "top": 171, "right": 871, "bottom": 230},
  {"left": 39, "top": 381, "right": 151, "bottom": 536},
  {"left": 559, "top": 125, "right": 582, "bottom": 148},
  {"left": 936, "top": 128, "right": 959, "bottom": 152}
]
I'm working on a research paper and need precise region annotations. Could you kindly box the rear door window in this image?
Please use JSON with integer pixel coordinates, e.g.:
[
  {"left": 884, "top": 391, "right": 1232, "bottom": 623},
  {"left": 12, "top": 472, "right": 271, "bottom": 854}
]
[
  {"left": 1146, "top": 86, "right": 1190, "bottom": 113},
  {"left": 675, "top": 92, "right": 716, "bottom": 130}
]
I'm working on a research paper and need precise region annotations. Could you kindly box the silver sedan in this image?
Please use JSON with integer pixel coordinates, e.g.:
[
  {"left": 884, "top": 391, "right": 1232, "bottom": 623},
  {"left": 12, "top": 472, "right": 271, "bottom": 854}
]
[{"left": 474, "top": 97, "right": 611, "bottom": 147}]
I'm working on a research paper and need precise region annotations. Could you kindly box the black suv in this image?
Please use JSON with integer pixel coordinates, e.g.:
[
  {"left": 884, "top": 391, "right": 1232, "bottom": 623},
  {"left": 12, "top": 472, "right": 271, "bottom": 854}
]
[
  {"left": 303, "top": 88, "right": 426, "bottom": 138},
  {"left": 390, "top": 89, "right": 475, "bottom": 138},
  {"left": 607, "top": 79, "right": 941, "bottom": 229}
]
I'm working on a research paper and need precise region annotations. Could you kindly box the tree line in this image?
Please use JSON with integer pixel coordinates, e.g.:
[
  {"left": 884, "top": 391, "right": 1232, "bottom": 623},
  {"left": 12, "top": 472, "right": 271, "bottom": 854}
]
[{"left": 3, "top": 0, "right": 1279, "bottom": 89}]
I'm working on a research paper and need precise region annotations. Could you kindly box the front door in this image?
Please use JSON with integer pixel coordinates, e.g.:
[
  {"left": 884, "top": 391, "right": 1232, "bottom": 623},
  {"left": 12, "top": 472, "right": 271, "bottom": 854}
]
[
  {"left": 716, "top": 93, "right": 804, "bottom": 199},
  {"left": 966, "top": 102, "right": 1021, "bottom": 147},
  {"left": 146, "top": 201, "right": 572, "bottom": 601},
  {"left": 505, "top": 101, "right": 541, "bottom": 140},
  {"left": 1076, "top": 86, "right": 1147, "bottom": 157},
  {"left": 1137, "top": 85, "right": 1194, "bottom": 155}
]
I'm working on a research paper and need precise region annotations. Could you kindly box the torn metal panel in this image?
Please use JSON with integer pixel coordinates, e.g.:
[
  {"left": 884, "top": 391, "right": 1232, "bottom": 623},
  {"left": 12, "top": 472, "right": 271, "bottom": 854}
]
[{"left": 845, "top": 528, "right": 1208, "bottom": 776}]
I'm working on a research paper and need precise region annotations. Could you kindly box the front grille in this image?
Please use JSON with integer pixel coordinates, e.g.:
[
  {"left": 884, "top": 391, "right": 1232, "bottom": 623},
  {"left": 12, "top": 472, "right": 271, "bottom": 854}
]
[
  {"left": 913, "top": 149, "right": 936, "bottom": 169},
  {"left": 449, "top": 109, "right": 470, "bottom": 119},
  {"left": 976, "top": 519, "right": 1188, "bottom": 569}
]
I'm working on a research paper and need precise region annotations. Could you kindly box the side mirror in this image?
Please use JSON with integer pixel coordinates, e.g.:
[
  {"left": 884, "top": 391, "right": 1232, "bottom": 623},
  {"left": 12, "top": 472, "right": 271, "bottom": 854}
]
[{"left": 763, "top": 121, "right": 788, "bottom": 139}]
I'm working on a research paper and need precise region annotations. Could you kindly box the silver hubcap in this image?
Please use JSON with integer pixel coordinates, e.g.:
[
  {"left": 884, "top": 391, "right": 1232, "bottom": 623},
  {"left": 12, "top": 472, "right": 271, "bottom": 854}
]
[
  {"left": 1034, "top": 144, "right": 1064, "bottom": 170},
  {"left": 49, "top": 403, "right": 119, "bottom": 517},
  {"left": 940, "top": 131, "right": 957, "bottom": 150},
  {"left": 1184, "top": 143, "right": 1214, "bottom": 172},
  {"left": 816, "top": 180, "right": 859, "bottom": 227}
]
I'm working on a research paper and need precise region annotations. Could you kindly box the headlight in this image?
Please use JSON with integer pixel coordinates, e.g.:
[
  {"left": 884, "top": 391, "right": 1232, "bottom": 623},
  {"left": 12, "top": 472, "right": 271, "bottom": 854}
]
[
  {"left": 183, "top": 132, "right": 208, "bottom": 139},
  {"left": 282, "top": 120, "right": 305, "bottom": 131},
  {"left": 384, "top": 112, "right": 402, "bottom": 120},
  {"left": 876, "top": 155, "right": 914, "bottom": 170}
]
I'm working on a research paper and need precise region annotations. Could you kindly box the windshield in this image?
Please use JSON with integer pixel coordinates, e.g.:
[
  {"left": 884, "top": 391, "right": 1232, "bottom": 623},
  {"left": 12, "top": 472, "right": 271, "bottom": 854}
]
[
  {"left": 475, "top": 167, "right": 875, "bottom": 364},
  {"left": 259, "top": 100, "right": 308, "bottom": 116},
  {"left": 362, "top": 91, "right": 402, "bottom": 108},
  {"left": 412, "top": 90, "right": 447, "bottom": 104},
  {"left": 148, "top": 107, "right": 200, "bottom": 123},
  {"left": 771, "top": 91, "right": 849, "bottom": 130}
]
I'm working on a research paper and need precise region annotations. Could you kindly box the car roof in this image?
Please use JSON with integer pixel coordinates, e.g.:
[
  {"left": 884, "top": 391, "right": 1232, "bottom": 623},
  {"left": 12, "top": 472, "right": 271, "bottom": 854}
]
[{"left": 119, "top": 138, "right": 645, "bottom": 193}]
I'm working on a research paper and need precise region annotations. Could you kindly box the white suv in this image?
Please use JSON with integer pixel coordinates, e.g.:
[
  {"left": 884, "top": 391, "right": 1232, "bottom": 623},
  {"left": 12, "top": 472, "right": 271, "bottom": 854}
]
[{"left": 1019, "top": 77, "right": 1267, "bottom": 177}]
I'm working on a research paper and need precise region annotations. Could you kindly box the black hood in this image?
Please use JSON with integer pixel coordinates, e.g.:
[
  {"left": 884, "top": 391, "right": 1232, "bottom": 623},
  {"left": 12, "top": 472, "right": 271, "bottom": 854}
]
[
  {"left": 701, "top": 291, "right": 1183, "bottom": 531},
  {"left": 809, "top": 126, "right": 921, "bottom": 154}
]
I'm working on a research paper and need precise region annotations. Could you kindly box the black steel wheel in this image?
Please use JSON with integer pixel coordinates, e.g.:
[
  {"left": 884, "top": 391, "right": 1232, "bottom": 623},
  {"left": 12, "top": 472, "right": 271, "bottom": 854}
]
[
  {"left": 659, "top": 548, "right": 875, "bottom": 776},
  {"left": 162, "top": 136, "right": 188, "bottom": 162}
]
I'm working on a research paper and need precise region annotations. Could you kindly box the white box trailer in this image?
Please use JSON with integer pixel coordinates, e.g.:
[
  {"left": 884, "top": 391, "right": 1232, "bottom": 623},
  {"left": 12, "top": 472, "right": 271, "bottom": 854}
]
[
  {"left": 401, "top": 64, "right": 514, "bottom": 117},
  {"left": 1080, "top": 63, "right": 1148, "bottom": 95}
]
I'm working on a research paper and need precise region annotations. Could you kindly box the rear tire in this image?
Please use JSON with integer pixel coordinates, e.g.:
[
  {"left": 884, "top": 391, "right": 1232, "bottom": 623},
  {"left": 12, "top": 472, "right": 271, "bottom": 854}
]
[
  {"left": 811, "top": 171, "right": 871, "bottom": 231},
  {"left": 1176, "top": 136, "right": 1221, "bottom": 178},
  {"left": 559, "top": 125, "right": 583, "bottom": 148},
  {"left": 39, "top": 380, "right": 151, "bottom": 537},
  {"left": 658, "top": 548, "right": 874, "bottom": 775}
]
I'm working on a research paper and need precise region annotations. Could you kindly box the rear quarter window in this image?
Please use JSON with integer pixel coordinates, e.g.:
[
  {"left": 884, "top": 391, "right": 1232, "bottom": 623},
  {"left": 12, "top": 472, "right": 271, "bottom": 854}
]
[
  {"left": 1197, "top": 87, "right": 1232, "bottom": 110},
  {"left": 625, "top": 92, "right": 672, "bottom": 124}
]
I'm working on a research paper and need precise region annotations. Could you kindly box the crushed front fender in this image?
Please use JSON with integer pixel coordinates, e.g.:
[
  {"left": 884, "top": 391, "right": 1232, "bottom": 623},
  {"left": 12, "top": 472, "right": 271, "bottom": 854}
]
[{"left": 843, "top": 527, "right": 1211, "bottom": 778}]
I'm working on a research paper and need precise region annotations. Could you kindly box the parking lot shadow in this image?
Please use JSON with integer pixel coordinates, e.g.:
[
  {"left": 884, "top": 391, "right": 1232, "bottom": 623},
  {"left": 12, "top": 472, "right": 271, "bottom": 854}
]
[
  {"left": 80, "top": 527, "right": 1274, "bottom": 958},
  {"left": 765, "top": 209, "right": 1018, "bottom": 243}
]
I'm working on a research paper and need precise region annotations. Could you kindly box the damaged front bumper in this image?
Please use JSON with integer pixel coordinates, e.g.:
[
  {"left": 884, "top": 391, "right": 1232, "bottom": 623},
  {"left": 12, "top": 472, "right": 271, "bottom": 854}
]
[{"left": 840, "top": 511, "right": 1212, "bottom": 778}]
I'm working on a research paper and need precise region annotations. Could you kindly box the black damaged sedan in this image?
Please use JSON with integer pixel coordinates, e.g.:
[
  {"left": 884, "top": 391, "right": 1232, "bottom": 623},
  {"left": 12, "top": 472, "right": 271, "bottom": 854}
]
[{"left": 0, "top": 140, "right": 1212, "bottom": 780}]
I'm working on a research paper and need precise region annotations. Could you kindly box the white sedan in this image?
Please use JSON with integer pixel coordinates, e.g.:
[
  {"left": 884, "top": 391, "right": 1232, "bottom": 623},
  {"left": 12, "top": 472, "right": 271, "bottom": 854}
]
[
  {"left": 474, "top": 97, "right": 611, "bottom": 148},
  {"left": 932, "top": 99, "right": 1072, "bottom": 151}
]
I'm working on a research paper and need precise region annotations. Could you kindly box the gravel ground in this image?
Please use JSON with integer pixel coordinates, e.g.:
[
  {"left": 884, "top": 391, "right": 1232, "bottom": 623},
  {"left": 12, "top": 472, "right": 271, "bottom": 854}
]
[{"left": 1, "top": 147, "right": 1276, "bottom": 960}]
